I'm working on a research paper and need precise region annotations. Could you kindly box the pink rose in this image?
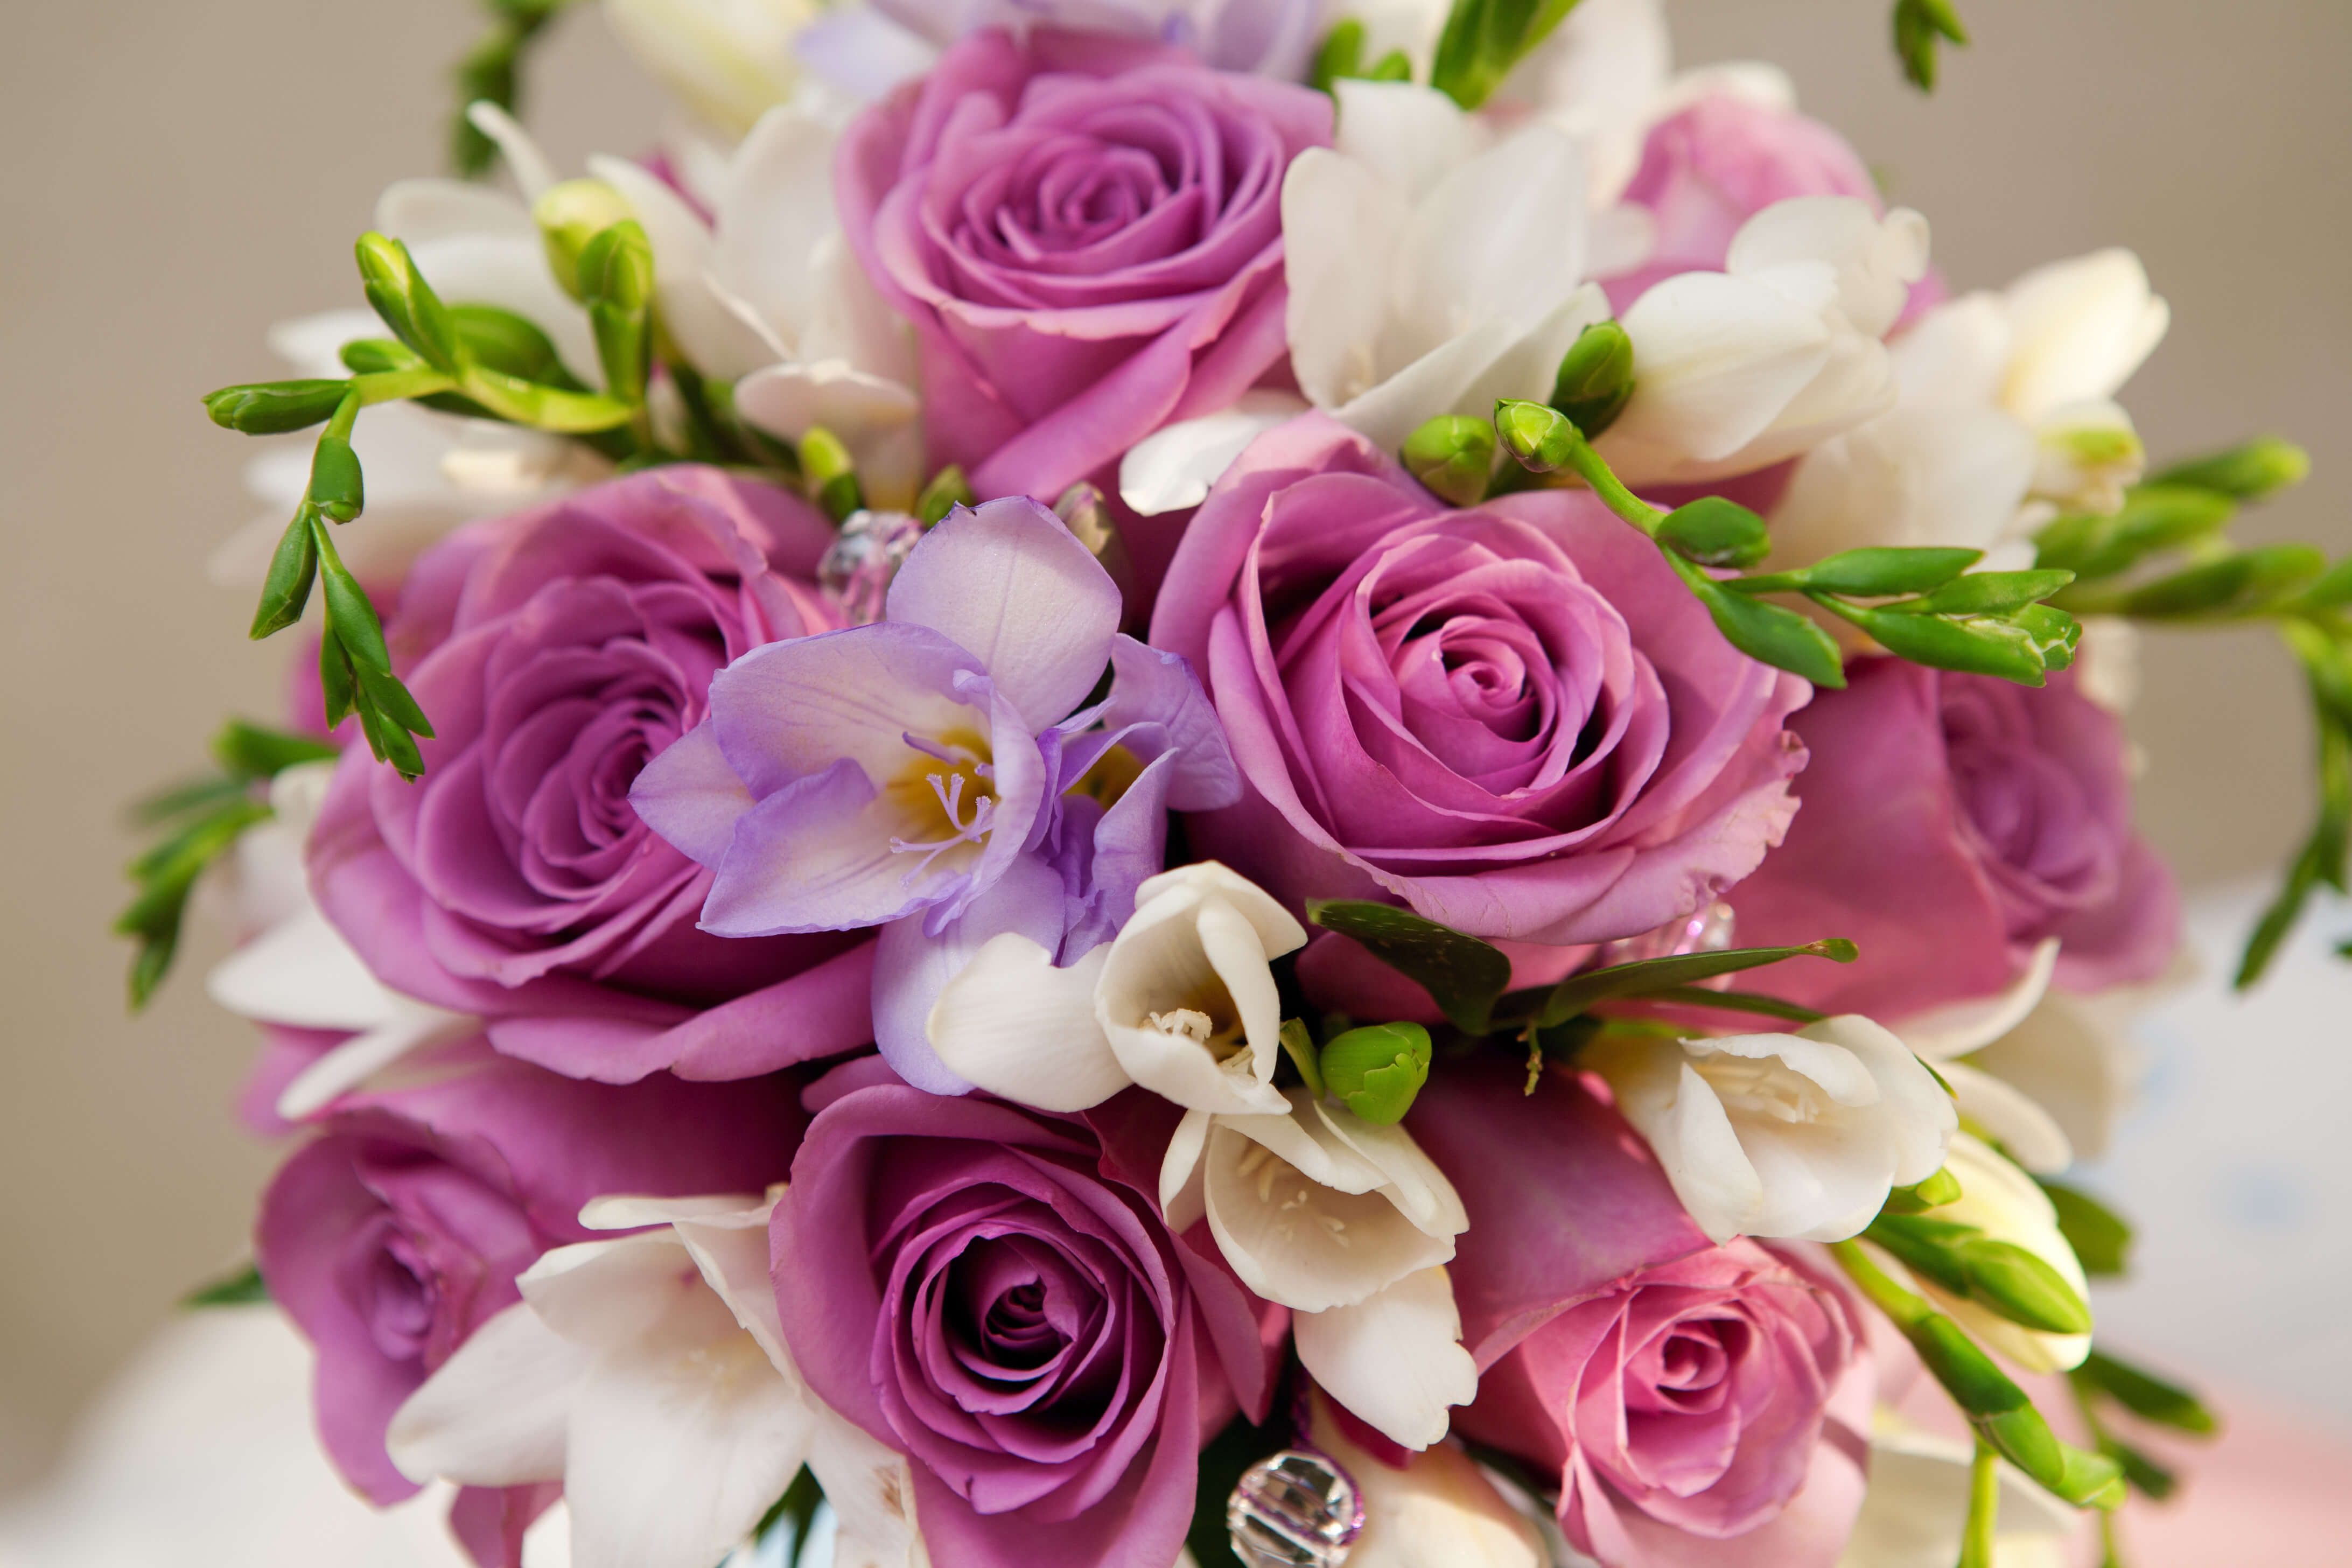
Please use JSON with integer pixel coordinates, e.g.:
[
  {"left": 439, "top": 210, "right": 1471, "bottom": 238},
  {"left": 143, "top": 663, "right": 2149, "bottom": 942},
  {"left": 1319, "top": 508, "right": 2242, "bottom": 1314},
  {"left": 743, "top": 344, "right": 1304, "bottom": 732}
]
[
  {"left": 254, "top": 1037, "right": 804, "bottom": 1508},
  {"left": 309, "top": 467, "right": 876, "bottom": 1085},
  {"left": 1603, "top": 90, "right": 1882, "bottom": 312},
  {"left": 1730, "top": 657, "right": 2180, "bottom": 1021},
  {"left": 837, "top": 27, "right": 1330, "bottom": 507},
  {"left": 1148, "top": 414, "right": 1811, "bottom": 949}
]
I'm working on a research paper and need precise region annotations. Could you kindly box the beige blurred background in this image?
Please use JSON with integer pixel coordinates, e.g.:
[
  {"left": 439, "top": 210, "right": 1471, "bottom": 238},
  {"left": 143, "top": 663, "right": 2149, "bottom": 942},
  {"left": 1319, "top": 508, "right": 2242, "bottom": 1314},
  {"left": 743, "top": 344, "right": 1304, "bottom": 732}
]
[{"left": 0, "top": 0, "right": 2346, "bottom": 1500}]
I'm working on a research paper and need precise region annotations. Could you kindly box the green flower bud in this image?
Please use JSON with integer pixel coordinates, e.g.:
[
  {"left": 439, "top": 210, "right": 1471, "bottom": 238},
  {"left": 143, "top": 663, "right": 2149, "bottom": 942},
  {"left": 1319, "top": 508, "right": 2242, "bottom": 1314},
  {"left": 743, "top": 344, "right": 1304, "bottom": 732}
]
[
  {"left": 1973, "top": 1404, "right": 2065, "bottom": 1494},
  {"left": 1055, "top": 481, "right": 1115, "bottom": 557},
  {"left": 916, "top": 465, "right": 976, "bottom": 527},
  {"left": 355, "top": 233, "right": 460, "bottom": 372},
  {"left": 1317, "top": 1022, "right": 1433, "bottom": 1125},
  {"left": 204, "top": 379, "right": 352, "bottom": 436},
  {"left": 2153, "top": 436, "right": 2312, "bottom": 501},
  {"left": 1957, "top": 1237, "right": 2094, "bottom": 1335},
  {"left": 1278, "top": 1017, "right": 1326, "bottom": 1100},
  {"left": 534, "top": 178, "right": 639, "bottom": 302},
  {"left": 1401, "top": 415, "right": 1496, "bottom": 507},
  {"left": 1494, "top": 398, "right": 1578, "bottom": 474},
  {"left": 308, "top": 435, "right": 365, "bottom": 524},
  {"left": 802, "top": 426, "right": 864, "bottom": 524},
  {"left": 1550, "top": 320, "right": 1635, "bottom": 439},
  {"left": 1658, "top": 496, "right": 1769, "bottom": 569},
  {"left": 1883, "top": 1166, "right": 1964, "bottom": 1214},
  {"left": 579, "top": 219, "right": 655, "bottom": 317},
  {"left": 1310, "top": 19, "right": 1364, "bottom": 93}
]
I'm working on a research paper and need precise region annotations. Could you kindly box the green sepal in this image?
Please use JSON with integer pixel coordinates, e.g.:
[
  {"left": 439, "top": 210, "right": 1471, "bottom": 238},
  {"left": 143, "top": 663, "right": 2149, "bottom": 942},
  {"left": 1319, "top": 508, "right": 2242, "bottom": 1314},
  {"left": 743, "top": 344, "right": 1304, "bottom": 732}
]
[
  {"left": 2073, "top": 1349, "right": 2219, "bottom": 1436},
  {"left": 1279, "top": 1017, "right": 1327, "bottom": 1100},
  {"left": 2112, "top": 544, "right": 2329, "bottom": 619},
  {"left": 1318, "top": 1022, "right": 1434, "bottom": 1125},
  {"left": 449, "top": 303, "right": 584, "bottom": 387},
  {"left": 1882, "top": 1166, "right": 1964, "bottom": 1215},
  {"left": 1311, "top": 18, "right": 1366, "bottom": 91},
  {"left": 1658, "top": 496, "right": 1770, "bottom": 569},
  {"left": 801, "top": 426, "right": 866, "bottom": 523},
  {"left": 916, "top": 465, "right": 976, "bottom": 527},
  {"left": 1549, "top": 320, "right": 1635, "bottom": 440},
  {"left": 311, "top": 515, "right": 391, "bottom": 671},
  {"left": 2036, "top": 1178, "right": 2132, "bottom": 1276},
  {"left": 355, "top": 233, "right": 461, "bottom": 372},
  {"left": 1494, "top": 397, "right": 1579, "bottom": 474},
  {"left": 309, "top": 433, "right": 365, "bottom": 525},
  {"left": 1525, "top": 938, "right": 1856, "bottom": 1030},
  {"left": 213, "top": 719, "right": 339, "bottom": 780},
  {"left": 203, "top": 379, "right": 352, "bottom": 435},
  {"left": 1826, "top": 600, "right": 2050, "bottom": 685},
  {"left": 1892, "top": 570, "right": 2076, "bottom": 618},
  {"left": 751, "top": 1466, "right": 825, "bottom": 1559},
  {"left": 249, "top": 507, "right": 320, "bottom": 640},
  {"left": 2096, "top": 1431, "right": 2180, "bottom": 1501},
  {"left": 1665, "top": 554, "right": 1847, "bottom": 687},
  {"left": 1431, "top": 0, "right": 1581, "bottom": 111},
  {"left": 1306, "top": 901, "right": 1513, "bottom": 1035},
  {"left": 1775, "top": 546, "right": 1983, "bottom": 597},
  {"left": 1402, "top": 415, "right": 1497, "bottom": 507},
  {"left": 2152, "top": 436, "right": 2311, "bottom": 501},
  {"left": 183, "top": 1263, "right": 271, "bottom": 1308},
  {"left": 116, "top": 797, "right": 274, "bottom": 1011},
  {"left": 1365, "top": 49, "right": 1413, "bottom": 81},
  {"left": 340, "top": 339, "right": 421, "bottom": 375}
]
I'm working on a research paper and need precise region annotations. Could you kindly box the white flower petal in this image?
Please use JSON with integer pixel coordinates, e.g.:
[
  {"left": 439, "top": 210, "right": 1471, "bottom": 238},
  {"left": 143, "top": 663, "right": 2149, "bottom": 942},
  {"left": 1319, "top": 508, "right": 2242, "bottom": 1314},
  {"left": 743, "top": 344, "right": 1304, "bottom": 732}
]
[
  {"left": 1330, "top": 79, "right": 1479, "bottom": 206},
  {"left": 207, "top": 906, "right": 392, "bottom": 1031},
  {"left": 1131, "top": 862, "right": 1307, "bottom": 956},
  {"left": 1119, "top": 391, "right": 1310, "bottom": 516},
  {"left": 520, "top": 1235, "right": 710, "bottom": 1350},
  {"left": 1293, "top": 1268, "right": 1477, "bottom": 1450},
  {"left": 274, "top": 1000, "right": 478, "bottom": 1121},
  {"left": 388, "top": 1301, "right": 586, "bottom": 1488},
  {"left": 1595, "top": 1038, "right": 1764, "bottom": 1243},
  {"left": 710, "top": 106, "right": 840, "bottom": 350},
  {"left": 1203, "top": 1112, "right": 1453, "bottom": 1311},
  {"left": 1159, "top": 1108, "right": 1213, "bottom": 1233},
  {"left": 590, "top": 153, "right": 777, "bottom": 381},
  {"left": 1391, "top": 124, "right": 1587, "bottom": 342},
  {"left": 1606, "top": 269, "right": 1832, "bottom": 474},
  {"left": 2001, "top": 249, "right": 2169, "bottom": 421},
  {"left": 1942, "top": 1062, "right": 2074, "bottom": 1175},
  {"left": 1900, "top": 938, "right": 2061, "bottom": 1061},
  {"left": 928, "top": 936, "right": 1128, "bottom": 1111},
  {"left": 1284, "top": 148, "right": 1412, "bottom": 411}
]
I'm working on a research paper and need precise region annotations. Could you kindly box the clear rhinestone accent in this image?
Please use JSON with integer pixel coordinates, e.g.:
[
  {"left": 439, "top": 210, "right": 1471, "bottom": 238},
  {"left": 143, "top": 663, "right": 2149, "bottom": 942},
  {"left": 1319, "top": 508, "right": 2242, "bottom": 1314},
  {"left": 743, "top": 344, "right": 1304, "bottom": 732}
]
[
  {"left": 1227, "top": 1450, "right": 1364, "bottom": 1568},
  {"left": 817, "top": 509, "right": 928, "bottom": 627},
  {"left": 1598, "top": 900, "right": 1737, "bottom": 968}
]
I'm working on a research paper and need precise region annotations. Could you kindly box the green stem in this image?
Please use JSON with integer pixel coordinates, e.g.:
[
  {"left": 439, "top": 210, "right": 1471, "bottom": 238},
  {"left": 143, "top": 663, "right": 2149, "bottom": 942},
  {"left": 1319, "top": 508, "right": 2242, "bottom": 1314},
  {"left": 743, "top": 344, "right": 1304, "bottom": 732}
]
[
  {"left": 1560, "top": 437, "right": 1663, "bottom": 537},
  {"left": 1958, "top": 1438, "right": 2000, "bottom": 1568},
  {"left": 352, "top": 367, "right": 459, "bottom": 405}
]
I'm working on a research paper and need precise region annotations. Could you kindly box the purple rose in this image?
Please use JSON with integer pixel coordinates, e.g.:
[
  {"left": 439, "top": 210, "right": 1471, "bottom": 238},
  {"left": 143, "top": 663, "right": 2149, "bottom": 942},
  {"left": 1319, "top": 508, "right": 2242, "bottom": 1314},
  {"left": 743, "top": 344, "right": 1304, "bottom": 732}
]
[
  {"left": 1730, "top": 658, "right": 2180, "bottom": 1021},
  {"left": 871, "top": 0, "right": 1326, "bottom": 79},
  {"left": 310, "top": 467, "right": 876, "bottom": 1084},
  {"left": 837, "top": 27, "right": 1330, "bottom": 508},
  {"left": 1149, "top": 414, "right": 1812, "bottom": 948},
  {"left": 770, "top": 1058, "right": 1281, "bottom": 1568},
  {"left": 1602, "top": 90, "right": 1882, "bottom": 313},
  {"left": 255, "top": 1035, "right": 804, "bottom": 1506}
]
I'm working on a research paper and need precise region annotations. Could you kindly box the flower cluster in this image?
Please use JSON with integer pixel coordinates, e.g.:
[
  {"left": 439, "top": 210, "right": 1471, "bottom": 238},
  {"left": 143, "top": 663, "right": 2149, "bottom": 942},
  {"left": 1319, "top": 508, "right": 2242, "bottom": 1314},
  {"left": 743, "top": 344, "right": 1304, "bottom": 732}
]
[{"left": 160, "top": 2, "right": 2302, "bottom": 1566}]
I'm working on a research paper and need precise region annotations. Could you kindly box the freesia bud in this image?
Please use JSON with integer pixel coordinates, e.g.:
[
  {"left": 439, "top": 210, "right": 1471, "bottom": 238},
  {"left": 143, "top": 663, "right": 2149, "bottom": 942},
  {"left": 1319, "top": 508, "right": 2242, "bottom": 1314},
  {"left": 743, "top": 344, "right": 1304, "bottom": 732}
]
[
  {"left": 1494, "top": 398, "right": 1579, "bottom": 474},
  {"left": 1883, "top": 1165, "right": 1964, "bottom": 1214},
  {"left": 307, "top": 434, "right": 365, "bottom": 524},
  {"left": 203, "top": 379, "right": 351, "bottom": 436},
  {"left": 1401, "top": 415, "right": 1495, "bottom": 507},
  {"left": 1318, "top": 1023, "right": 1432, "bottom": 1126},
  {"left": 1055, "top": 481, "right": 1115, "bottom": 557},
  {"left": 1549, "top": 320, "right": 1634, "bottom": 440},
  {"left": 2154, "top": 436, "right": 2312, "bottom": 500},
  {"left": 915, "top": 464, "right": 974, "bottom": 527},
  {"left": 800, "top": 426, "right": 864, "bottom": 524},
  {"left": 534, "top": 178, "right": 637, "bottom": 302},
  {"left": 1658, "top": 495, "right": 1770, "bottom": 568},
  {"left": 354, "top": 233, "right": 459, "bottom": 372},
  {"left": 1905, "top": 1133, "right": 2092, "bottom": 1372}
]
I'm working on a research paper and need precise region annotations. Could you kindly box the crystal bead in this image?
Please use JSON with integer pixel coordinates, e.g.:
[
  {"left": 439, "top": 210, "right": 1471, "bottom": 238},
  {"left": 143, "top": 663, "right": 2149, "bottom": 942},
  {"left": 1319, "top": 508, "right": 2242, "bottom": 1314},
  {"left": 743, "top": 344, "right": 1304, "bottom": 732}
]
[
  {"left": 1598, "top": 900, "right": 1737, "bottom": 968},
  {"left": 1227, "top": 1450, "right": 1364, "bottom": 1568},
  {"left": 817, "top": 509, "right": 927, "bottom": 627}
]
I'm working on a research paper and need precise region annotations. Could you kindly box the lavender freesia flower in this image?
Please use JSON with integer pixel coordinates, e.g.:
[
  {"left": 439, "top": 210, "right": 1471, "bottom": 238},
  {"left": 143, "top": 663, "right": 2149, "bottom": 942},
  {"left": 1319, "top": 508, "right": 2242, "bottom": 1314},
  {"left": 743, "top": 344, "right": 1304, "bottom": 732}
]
[{"left": 633, "top": 496, "right": 1238, "bottom": 1092}]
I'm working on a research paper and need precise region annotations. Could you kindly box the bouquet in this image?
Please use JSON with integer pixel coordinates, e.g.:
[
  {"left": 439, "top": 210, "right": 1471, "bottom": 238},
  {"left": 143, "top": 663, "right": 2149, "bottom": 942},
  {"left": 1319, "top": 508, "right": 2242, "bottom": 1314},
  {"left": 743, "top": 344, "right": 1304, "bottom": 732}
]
[{"left": 129, "top": 1, "right": 2343, "bottom": 1564}]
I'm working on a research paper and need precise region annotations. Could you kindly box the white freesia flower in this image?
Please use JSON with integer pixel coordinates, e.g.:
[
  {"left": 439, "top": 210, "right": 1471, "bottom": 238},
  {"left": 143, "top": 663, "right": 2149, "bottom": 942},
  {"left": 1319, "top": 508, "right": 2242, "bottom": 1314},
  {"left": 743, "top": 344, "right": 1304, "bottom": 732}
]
[
  {"left": 1162, "top": 1088, "right": 1475, "bottom": 1449},
  {"left": 389, "top": 1192, "right": 928, "bottom": 1568},
  {"left": 204, "top": 764, "right": 477, "bottom": 1120},
  {"left": 1600, "top": 195, "right": 1929, "bottom": 486},
  {"left": 1586, "top": 1014, "right": 1957, "bottom": 1245},
  {"left": 604, "top": 0, "right": 826, "bottom": 138},
  {"left": 590, "top": 107, "right": 924, "bottom": 507},
  {"left": 1835, "top": 1410, "right": 2078, "bottom": 1568},
  {"left": 1894, "top": 1134, "right": 2092, "bottom": 1374},
  {"left": 1306, "top": 1391, "right": 1549, "bottom": 1568},
  {"left": 927, "top": 862, "right": 1305, "bottom": 1116},
  {"left": 1770, "top": 249, "right": 2169, "bottom": 569}
]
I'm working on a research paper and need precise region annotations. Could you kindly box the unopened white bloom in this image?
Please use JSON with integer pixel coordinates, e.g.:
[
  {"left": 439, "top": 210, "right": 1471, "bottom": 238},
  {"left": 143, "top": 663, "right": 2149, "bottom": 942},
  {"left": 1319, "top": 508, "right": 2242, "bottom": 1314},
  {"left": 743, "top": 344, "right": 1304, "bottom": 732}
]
[
  {"left": 205, "top": 764, "right": 477, "bottom": 1119},
  {"left": 1836, "top": 1411, "right": 2078, "bottom": 1568},
  {"left": 927, "top": 862, "right": 1305, "bottom": 1116},
  {"left": 1601, "top": 195, "right": 1929, "bottom": 485},
  {"left": 1163, "top": 1088, "right": 1475, "bottom": 1449},
  {"left": 1306, "top": 1392, "right": 1549, "bottom": 1568},
  {"left": 1770, "top": 249, "right": 2168, "bottom": 569},
  {"left": 605, "top": 0, "right": 827, "bottom": 137},
  {"left": 389, "top": 1193, "right": 927, "bottom": 1568},
  {"left": 1587, "top": 1014, "right": 1956, "bottom": 1245},
  {"left": 1901, "top": 1135, "right": 2092, "bottom": 1373}
]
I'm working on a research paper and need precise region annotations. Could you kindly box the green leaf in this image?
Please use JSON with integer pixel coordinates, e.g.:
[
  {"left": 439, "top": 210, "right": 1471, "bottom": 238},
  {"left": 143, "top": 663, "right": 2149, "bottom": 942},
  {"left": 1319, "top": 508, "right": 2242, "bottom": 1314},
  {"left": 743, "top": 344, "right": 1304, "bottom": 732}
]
[
  {"left": 183, "top": 1263, "right": 271, "bottom": 1308},
  {"left": 1893, "top": 0, "right": 1970, "bottom": 91},
  {"left": 1364, "top": 48, "right": 1413, "bottom": 81},
  {"left": 2238, "top": 716, "right": 2350, "bottom": 986},
  {"left": 1187, "top": 1414, "right": 1280, "bottom": 1568},
  {"left": 1828, "top": 601, "right": 2050, "bottom": 685},
  {"left": 1530, "top": 939, "right": 1856, "bottom": 1029},
  {"left": 2152, "top": 436, "right": 2311, "bottom": 501},
  {"left": 1402, "top": 414, "right": 1497, "bottom": 507},
  {"left": 450, "top": 1, "right": 580, "bottom": 178},
  {"left": 1319, "top": 1022, "right": 1434, "bottom": 1125},
  {"left": 2037, "top": 1178, "right": 2133, "bottom": 1276},
  {"left": 1667, "top": 555, "right": 1847, "bottom": 687},
  {"left": 1430, "top": 0, "right": 1583, "bottom": 110},
  {"left": 131, "top": 775, "right": 250, "bottom": 827},
  {"left": 248, "top": 506, "right": 320, "bottom": 640},
  {"left": 2097, "top": 1431, "right": 2180, "bottom": 1501},
  {"left": 2074, "top": 1349, "right": 2220, "bottom": 1436},
  {"left": 1894, "top": 570, "right": 2076, "bottom": 618},
  {"left": 2039, "top": 484, "right": 2237, "bottom": 581},
  {"left": 1658, "top": 496, "right": 1770, "bottom": 570},
  {"left": 212, "top": 719, "right": 339, "bottom": 780},
  {"left": 203, "top": 379, "right": 352, "bottom": 435},
  {"left": 448, "top": 303, "right": 583, "bottom": 387},
  {"left": 1640, "top": 984, "right": 1828, "bottom": 1025},
  {"left": 1549, "top": 319, "right": 1635, "bottom": 440},
  {"left": 116, "top": 798, "right": 272, "bottom": 1010},
  {"left": 1795, "top": 546, "right": 1984, "bottom": 597},
  {"left": 750, "top": 1466, "right": 824, "bottom": 1563},
  {"left": 1306, "top": 901, "right": 1513, "bottom": 1035}
]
